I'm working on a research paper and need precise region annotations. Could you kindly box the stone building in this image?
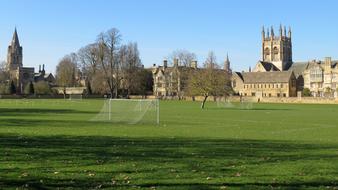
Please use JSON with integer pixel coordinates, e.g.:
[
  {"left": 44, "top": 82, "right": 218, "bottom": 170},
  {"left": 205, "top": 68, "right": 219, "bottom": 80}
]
[
  {"left": 153, "top": 56, "right": 232, "bottom": 98},
  {"left": 260, "top": 25, "right": 292, "bottom": 71},
  {"left": 297, "top": 57, "right": 338, "bottom": 97},
  {"left": 5, "top": 28, "right": 55, "bottom": 94},
  {"left": 152, "top": 59, "right": 193, "bottom": 98},
  {"left": 232, "top": 25, "right": 338, "bottom": 98},
  {"left": 232, "top": 71, "right": 297, "bottom": 97},
  {"left": 7, "top": 28, "right": 35, "bottom": 93},
  {"left": 232, "top": 25, "right": 297, "bottom": 97}
]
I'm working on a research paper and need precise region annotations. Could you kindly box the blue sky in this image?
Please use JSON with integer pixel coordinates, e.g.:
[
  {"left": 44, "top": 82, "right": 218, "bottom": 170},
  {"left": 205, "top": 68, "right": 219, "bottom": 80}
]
[{"left": 1, "top": 0, "right": 338, "bottom": 74}]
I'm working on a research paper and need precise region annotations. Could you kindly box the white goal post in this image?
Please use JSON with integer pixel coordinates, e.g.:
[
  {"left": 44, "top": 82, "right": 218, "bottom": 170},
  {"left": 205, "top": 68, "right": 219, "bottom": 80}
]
[
  {"left": 69, "top": 94, "right": 83, "bottom": 100},
  {"left": 91, "top": 99, "right": 160, "bottom": 125}
]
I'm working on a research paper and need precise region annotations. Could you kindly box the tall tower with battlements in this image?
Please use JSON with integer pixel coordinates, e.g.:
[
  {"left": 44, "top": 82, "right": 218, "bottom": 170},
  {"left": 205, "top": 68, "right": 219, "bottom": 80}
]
[{"left": 261, "top": 25, "right": 292, "bottom": 71}]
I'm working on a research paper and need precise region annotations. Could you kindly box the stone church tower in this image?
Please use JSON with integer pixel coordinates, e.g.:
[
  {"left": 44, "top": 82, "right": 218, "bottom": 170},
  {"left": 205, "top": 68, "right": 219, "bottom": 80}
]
[
  {"left": 7, "top": 28, "right": 23, "bottom": 70},
  {"left": 262, "top": 25, "right": 292, "bottom": 71}
]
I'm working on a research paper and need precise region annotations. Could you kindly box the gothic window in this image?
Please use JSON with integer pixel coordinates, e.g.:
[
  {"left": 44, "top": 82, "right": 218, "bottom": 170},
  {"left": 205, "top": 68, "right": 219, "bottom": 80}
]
[
  {"left": 272, "top": 47, "right": 279, "bottom": 61},
  {"left": 23, "top": 73, "right": 29, "bottom": 79},
  {"left": 264, "top": 47, "right": 270, "bottom": 60},
  {"left": 232, "top": 80, "right": 236, "bottom": 88},
  {"left": 310, "top": 67, "right": 323, "bottom": 82}
]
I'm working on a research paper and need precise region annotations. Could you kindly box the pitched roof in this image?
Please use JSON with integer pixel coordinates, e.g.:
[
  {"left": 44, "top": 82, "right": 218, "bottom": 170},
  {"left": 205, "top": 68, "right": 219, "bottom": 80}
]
[
  {"left": 288, "top": 62, "right": 308, "bottom": 77},
  {"left": 258, "top": 61, "right": 280, "bottom": 71},
  {"left": 239, "top": 71, "right": 294, "bottom": 83}
]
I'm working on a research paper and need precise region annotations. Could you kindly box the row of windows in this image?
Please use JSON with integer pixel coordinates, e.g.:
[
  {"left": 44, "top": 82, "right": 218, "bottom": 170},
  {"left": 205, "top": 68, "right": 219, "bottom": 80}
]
[
  {"left": 310, "top": 83, "right": 337, "bottom": 89},
  {"left": 244, "top": 83, "right": 285, "bottom": 89},
  {"left": 242, "top": 93, "right": 287, "bottom": 97}
]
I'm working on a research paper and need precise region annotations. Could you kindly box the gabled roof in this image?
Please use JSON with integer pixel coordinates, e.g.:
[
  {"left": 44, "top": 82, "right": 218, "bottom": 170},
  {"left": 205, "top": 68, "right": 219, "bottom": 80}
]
[
  {"left": 257, "top": 61, "right": 280, "bottom": 71},
  {"left": 288, "top": 62, "right": 308, "bottom": 77},
  {"left": 240, "top": 71, "right": 294, "bottom": 83}
]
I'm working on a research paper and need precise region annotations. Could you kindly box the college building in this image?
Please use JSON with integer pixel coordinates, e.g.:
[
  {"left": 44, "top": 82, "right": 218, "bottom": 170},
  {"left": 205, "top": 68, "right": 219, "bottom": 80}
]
[
  {"left": 232, "top": 25, "right": 338, "bottom": 98},
  {"left": 5, "top": 28, "right": 55, "bottom": 94},
  {"left": 152, "top": 56, "right": 231, "bottom": 98}
]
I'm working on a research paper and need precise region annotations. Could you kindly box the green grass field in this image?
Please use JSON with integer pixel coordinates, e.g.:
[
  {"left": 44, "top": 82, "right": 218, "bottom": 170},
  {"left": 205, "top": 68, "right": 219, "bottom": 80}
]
[{"left": 1, "top": 99, "right": 338, "bottom": 189}]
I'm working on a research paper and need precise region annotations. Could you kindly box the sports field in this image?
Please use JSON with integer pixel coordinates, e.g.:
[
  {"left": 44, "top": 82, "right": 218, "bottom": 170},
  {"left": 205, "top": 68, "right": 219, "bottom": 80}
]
[{"left": 0, "top": 99, "right": 338, "bottom": 189}]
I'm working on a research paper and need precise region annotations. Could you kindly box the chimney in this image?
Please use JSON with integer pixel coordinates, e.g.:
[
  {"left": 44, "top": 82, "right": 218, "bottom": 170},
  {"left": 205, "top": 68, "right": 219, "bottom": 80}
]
[
  {"left": 163, "top": 60, "right": 168, "bottom": 68},
  {"left": 191, "top": 61, "right": 197, "bottom": 69},
  {"left": 42, "top": 64, "right": 45, "bottom": 72},
  {"left": 173, "top": 58, "right": 179, "bottom": 67},
  {"left": 325, "top": 57, "right": 332, "bottom": 69},
  {"left": 39, "top": 65, "right": 41, "bottom": 72}
]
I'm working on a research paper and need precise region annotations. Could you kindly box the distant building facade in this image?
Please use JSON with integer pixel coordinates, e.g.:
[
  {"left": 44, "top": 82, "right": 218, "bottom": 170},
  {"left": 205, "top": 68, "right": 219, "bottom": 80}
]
[
  {"left": 232, "top": 25, "right": 297, "bottom": 97},
  {"left": 152, "top": 59, "right": 192, "bottom": 98},
  {"left": 232, "top": 25, "right": 338, "bottom": 98},
  {"left": 232, "top": 71, "right": 297, "bottom": 97},
  {"left": 293, "top": 57, "right": 338, "bottom": 97},
  {"left": 152, "top": 57, "right": 232, "bottom": 98},
  {"left": 5, "top": 29, "right": 55, "bottom": 94}
]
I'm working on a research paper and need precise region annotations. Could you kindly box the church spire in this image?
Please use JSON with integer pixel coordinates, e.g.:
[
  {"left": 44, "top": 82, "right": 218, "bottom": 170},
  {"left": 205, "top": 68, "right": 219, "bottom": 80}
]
[
  {"left": 11, "top": 28, "right": 20, "bottom": 47},
  {"left": 224, "top": 53, "right": 231, "bottom": 73}
]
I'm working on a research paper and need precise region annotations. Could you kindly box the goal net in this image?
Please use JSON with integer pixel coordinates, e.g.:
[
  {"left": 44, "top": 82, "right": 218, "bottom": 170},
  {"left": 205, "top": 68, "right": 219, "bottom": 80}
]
[
  {"left": 69, "top": 94, "right": 83, "bottom": 101},
  {"left": 216, "top": 97, "right": 234, "bottom": 108},
  {"left": 90, "top": 99, "right": 159, "bottom": 125},
  {"left": 240, "top": 98, "right": 253, "bottom": 110},
  {"left": 216, "top": 97, "right": 253, "bottom": 110}
]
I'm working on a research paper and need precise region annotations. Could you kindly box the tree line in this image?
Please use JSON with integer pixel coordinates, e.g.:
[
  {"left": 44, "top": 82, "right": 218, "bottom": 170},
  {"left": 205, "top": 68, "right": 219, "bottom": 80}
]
[{"left": 56, "top": 28, "right": 152, "bottom": 98}]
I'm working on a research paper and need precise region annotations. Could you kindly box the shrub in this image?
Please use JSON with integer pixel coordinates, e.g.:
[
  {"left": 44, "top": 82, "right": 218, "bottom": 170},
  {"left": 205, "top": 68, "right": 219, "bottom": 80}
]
[
  {"left": 34, "top": 81, "right": 51, "bottom": 95},
  {"left": 302, "top": 88, "right": 311, "bottom": 97},
  {"left": 24, "top": 81, "right": 35, "bottom": 95}
]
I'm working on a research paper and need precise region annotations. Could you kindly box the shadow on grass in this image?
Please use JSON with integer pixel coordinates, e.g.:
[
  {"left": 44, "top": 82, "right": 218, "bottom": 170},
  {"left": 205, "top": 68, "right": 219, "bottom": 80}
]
[
  {"left": 208, "top": 107, "right": 294, "bottom": 111},
  {"left": 1, "top": 134, "right": 338, "bottom": 189},
  {"left": 0, "top": 108, "right": 97, "bottom": 117}
]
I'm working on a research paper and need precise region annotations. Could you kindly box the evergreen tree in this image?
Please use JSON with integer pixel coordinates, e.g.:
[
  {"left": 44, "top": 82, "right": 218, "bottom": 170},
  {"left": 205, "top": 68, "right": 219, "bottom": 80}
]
[
  {"left": 8, "top": 81, "right": 16, "bottom": 94},
  {"left": 86, "top": 81, "right": 92, "bottom": 95},
  {"left": 29, "top": 81, "right": 34, "bottom": 95}
]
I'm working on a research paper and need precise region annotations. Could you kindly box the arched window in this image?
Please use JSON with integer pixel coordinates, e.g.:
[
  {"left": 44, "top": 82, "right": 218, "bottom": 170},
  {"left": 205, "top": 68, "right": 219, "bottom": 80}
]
[
  {"left": 272, "top": 47, "right": 279, "bottom": 61},
  {"left": 23, "top": 73, "right": 30, "bottom": 79},
  {"left": 264, "top": 47, "right": 270, "bottom": 60}
]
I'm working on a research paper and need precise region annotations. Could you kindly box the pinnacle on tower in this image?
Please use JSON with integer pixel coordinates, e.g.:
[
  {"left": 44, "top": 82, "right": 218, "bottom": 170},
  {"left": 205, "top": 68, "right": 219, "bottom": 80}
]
[
  {"left": 279, "top": 24, "right": 283, "bottom": 37},
  {"left": 267, "top": 29, "right": 270, "bottom": 38},
  {"left": 284, "top": 26, "right": 287, "bottom": 37},
  {"left": 11, "top": 28, "right": 20, "bottom": 47},
  {"left": 271, "top": 26, "right": 274, "bottom": 37},
  {"left": 288, "top": 26, "right": 292, "bottom": 38},
  {"left": 262, "top": 26, "right": 265, "bottom": 39}
]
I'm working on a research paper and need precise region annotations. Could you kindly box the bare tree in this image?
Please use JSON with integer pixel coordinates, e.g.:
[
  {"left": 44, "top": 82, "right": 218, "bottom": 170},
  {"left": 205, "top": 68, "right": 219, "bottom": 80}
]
[
  {"left": 57, "top": 27, "right": 148, "bottom": 97},
  {"left": 187, "top": 53, "right": 230, "bottom": 109},
  {"left": 97, "top": 28, "right": 121, "bottom": 98},
  {"left": 120, "top": 42, "right": 143, "bottom": 96},
  {"left": 56, "top": 54, "right": 78, "bottom": 98},
  {"left": 204, "top": 51, "right": 219, "bottom": 69},
  {"left": 0, "top": 61, "right": 9, "bottom": 82},
  {"left": 78, "top": 43, "right": 99, "bottom": 77},
  {"left": 168, "top": 49, "right": 196, "bottom": 67}
]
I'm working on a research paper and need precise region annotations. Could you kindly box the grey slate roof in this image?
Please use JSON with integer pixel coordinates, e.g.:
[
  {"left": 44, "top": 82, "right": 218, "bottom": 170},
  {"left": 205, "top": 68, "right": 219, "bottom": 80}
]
[
  {"left": 288, "top": 62, "right": 308, "bottom": 77},
  {"left": 238, "top": 71, "right": 294, "bottom": 83}
]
